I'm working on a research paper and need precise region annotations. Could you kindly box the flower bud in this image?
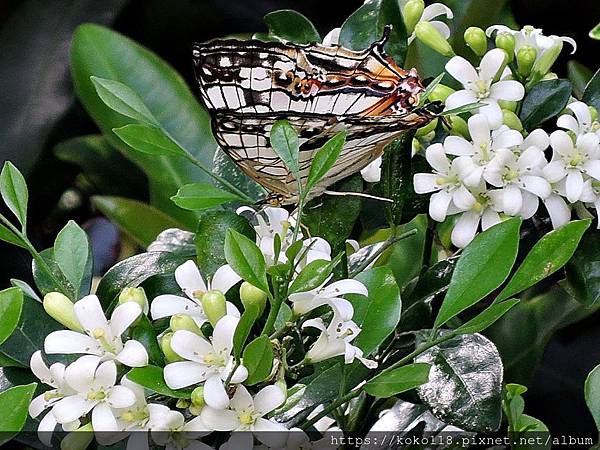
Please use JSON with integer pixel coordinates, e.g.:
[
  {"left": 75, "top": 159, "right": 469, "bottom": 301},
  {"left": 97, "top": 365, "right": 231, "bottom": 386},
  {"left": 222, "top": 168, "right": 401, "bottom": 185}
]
[
  {"left": 414, "top": 22, "right": 455, "bottom": 57},
  {"left": 531, "top": 40, "right": 563, "bottom": 79},
  {"left": 464, "top": 27, "right": 487, "bottom": 56},
  {"left": 61, "top": 423, "right": 94, "bottom": 450},
  {"left": 517, "top": 46, "right": 537, "bottom": 78},
  {"left": 498, "top": 100, "right": 518, "bottom": 112},
  {"left": 170, "top": 314, "right": 203, "bottom": 335},
  {"left": 590, "top": 106, "right": 599, "bottom": 122},
  {"left": 160, "top": 332, "right": 182, "bottom": 362},
  {"left": 402, "top": 0, "right": 424, "bottom": 35},
  {"left": 447, "top": 115, "right": 469, "bottom": 138},
  {"left": 176, "top": 398, "right": 190, "bottom": 409},
  {"left": 240, "top": 282, "right": 267, "bottom": 315},
  {"left": 542, "top": 72, "right": 558, "bottom": 81},
  {"left": 416, "top": 118, "right": 438, "bottom": 137},
  {"left": 276, "top": 379, "right": 288, "bottom": 399},
  {"left": 201, "top": 290, "right": 227, "bottom": 326},
  {"left": 429, "top": 84, "right": 455, "bottom": 103},
  {"left": 43, "top": 292, "right": 84, "bottom": 333},
  {"left": 502, "top": 110, "right": 523, "bottom": 131},
  {"left": 191, "top": 386, "right": 205, "bottom": 408},
  {"left": 118, "top": 287, "right": 148, "bottom": 313},
  {"left": 495, "top": 32, "right": 515, "bottom": 62}
]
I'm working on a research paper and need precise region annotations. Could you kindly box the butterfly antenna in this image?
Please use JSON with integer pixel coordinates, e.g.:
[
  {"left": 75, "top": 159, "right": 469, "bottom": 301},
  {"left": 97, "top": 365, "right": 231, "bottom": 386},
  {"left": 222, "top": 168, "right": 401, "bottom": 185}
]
[
  {"left": 373, "top": 25, "right": 393, "bottom": 52},
  {"left": 323, "top": 191, "right": 394, "bottom": 203}
]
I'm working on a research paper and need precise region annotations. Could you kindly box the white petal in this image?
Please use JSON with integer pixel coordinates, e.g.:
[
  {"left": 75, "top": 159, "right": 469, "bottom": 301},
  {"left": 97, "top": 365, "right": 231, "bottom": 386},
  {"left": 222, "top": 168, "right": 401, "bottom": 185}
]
[
  {"left": 425, "top": 143, "right": 449, "bottom": 172},
  {"left": 486, "top": 24, "right": 512, "bottom": 37},
  {"left": 30, "top": 351, "right": 52, "bottom": 385},
  {"left": 489, "top": 80, "right": 525, "bottom": 101},
  {"left": 65, "top": 355, "right": 101, "bottom": 393},
  {"left": 543, "top": 161, "right": 567, "bottom": 183},
  {"left": 44, "top": 330, "right": 103, "bottom": 356},
  {"left": 557, "top": 114, "right": 579, "bottom": 134},
  {"left": 74, "top": 295, "right": 108, "bottom": 333},
  {"left": 29, "top": 392, "right": 56, "bottom": 418},
  {"left": 568, "top": 101, "right": 592, "bottom": 130},
  {"left": 479, "top": 49, "right": 506, "bottom": 82},
  {"left": 116, "top": 340, "right": 149, "bottom": 367},
  {"left": 253, "top": 385, "right": 286, "bottom": 416},
  {"left": 200, "top": 406, "right": 239, "bottom": 431},
  {"left": 585, "top": 160, "right": 600, "bottom": 181},
  {"left": 254, "top": 418, "right": 288, "bottom": 447},
  {"left": 429, "top": 21, "right": 451, "bottom": 39},
  {"left": 328, "top": 298, "right": 355, "bottom": 321},
  {"left": 150, "top": 294, "right": 203, "bottom": 320},
  {"left": 52, "top": 395, "right": 95, "bottom": 424},
  {"left": 452, "top": 185, "right": 476, "bottom": 210},
  {"left": 421, "top": 3, "right": 453, "bottom": 21},
  {"left": 544, "top": 195, "right": 571, "bottom": 228},
  {"left": 566, "top": 170, "right": 584, "bottom": 202},
  {"left": 164, "top": 361, "right": 208, "bottom": 389},
  {"left": 523, "top": 129, "right": 550, "bottom": 151},
  {"left": 479, "top": 101, "right": 503, "bottom": 130},
  {"left": 451, "top": 210, "right": 480, "bottom": 248},
  {"left": 212, "top": 315, "right": 239, "bottom": 356},
  {"left": 228, "top": 363, "right": 248, "bottom": 384},
  {"left": 521, "top": 175, "right": 551, "bottom": 198},
  {"left": 204, "top": 374, "right": 230, "bottom": 410},
  {"left": 322, "top": 279, "right": 367, "bottom": 297},
  {"left": 264, "top": 207, "right": 290, "bottom": 233},
  {"left": 107, "top": 385, "right": 136, "bottom": 408},
  {"left": 578, "top": 133, "right": 600, "bottom": 155},
  {"left": 322, "top": 27, "right": 340, "bottom": 46},
  {"left": 468, "top": 114, "right": 491, "bottom": 147},
  {"left": 302, "top": 318, "right": 326, "bottom": 331},
  {"left": 183, "top": 415, "right": 211, "bottom": 434},
  {"left": 550, "top": 130, "right": 575, "bottom": 157},
  {"left": 92, "top": 360, "right": 117, "bottom": 391},
  {"left": 360, "top": 158, "right": 382, "bottom": 182},
  {"left": 520, "top": 192, "right": 540, "bottom": 219},
  {"left": 429, "top": 191, "right": 452, "bottom": 222},
  {"left": 518, "top": 146, "right": 547, "bottom": 169},
  {"left": 502, "top": 185, "right": 523, "bottom": 216},
  {"left": 413, "top": 173, "right": 440, "bottom": 193},
  {"left": 110, "top": 302, "right": 142, "bottom": 337},
  {"left": 92, "top": 402, "right": 118, "bottom": 432},
  {"left": 171, "top": 330, "right": 213, "bottom": 362},
  {"left": 445, "top": 57, "right": 478, "bottom": 87},
  {"left": 230, "top": 385, "right": 253, "bottom": 412},
  {"left": 175, "top": 260, "right": 207, "bottom": 298},
  {"left": 493, "top": 129, "right": 523, "bottom": 150},
  {"left": 37, "top": 411, "right": 57, "bottom": 447},
  {"left": 481, "top": 208, "right": 502, "bottom": 229},
  {"left": 211, "top": 265, "right": 242, "bottom": 294},
  {"left": 445, "top": 90, "right": 478, "bottom": 110},
  {"left": 444, "top": 136, "right": 474, "bottom": 156}
]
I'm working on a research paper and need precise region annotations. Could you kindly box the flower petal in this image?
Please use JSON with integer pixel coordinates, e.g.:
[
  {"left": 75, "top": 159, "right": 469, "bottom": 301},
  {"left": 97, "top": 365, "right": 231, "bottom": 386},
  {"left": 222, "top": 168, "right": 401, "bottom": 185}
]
[
  {"left": 44, "top": 330, "right": 103, "bottom": 356},
  {"left": 543, "top": 161, "right": 567, "bottom": 183},
  {"left": 544, "top": 195, "right": 571, "bottom": 229},
  {"left": 92, "top": 401, "right": 118, "bottom": 432},
  {"left": 521, "top": 175, "right": 551, "bottom": 199},
  {"left": 175, "top": 260, "right": 207, "bottom": 299},
  {"left": 557, "top": 114, "right": 579, "bottom": 134},
  {"left": 479, "top": 48, "right": 506, "bottom": 82},
  {"left": 489, "top": 80, "right": 524, "bottom": 102},
  {"left": 444, "top": 136, "right": 474, "bottom": 156},
  {"left": 211, "top": 265, "right": 242, "bottom": 294},
  {"left": 74, "top": 295, "right": 108, "bottom": 334},
  {"left": 212, "top": 315, "right": 239, "bottom": 356},
  {"left": 254, "top": 418, "right": 288, "bottom": 447},
  {"left": 481, "top": 208, "right": 501, "bottom": 230},
  {"left": 421, "top": 3, "right": 453, "bottom": 21},
  {"left": 429, "top": 190, "right": 452, "bottom": 222},
  {"left": 445, "top": 90, "right": 478, "bottom": 110},
  {"left": 585, "top": 160, "right": 600, "bottom": 181},
  {"left": 52, "top": 395, "right": 95, "bottom": 424},
  {"left": 550, "top": 130, "right": 575, "bottom": 157},
  {"left": 204, "top": 374, "right": 230, "bottom": 410},
  {"left": 322, "top": 279, "right": 367, "bottom": 297},
  {"left": 413, "top": 173, "right": 440, "bottom": 194},
  {"left": 568, "top": 101, "right": 592, "bottom": 131},
  {"left": 452, "top": 210, "right": 480, "bottom": 248},
  {"left": 452, "top": 185, "right": 476, "bottom": 210},
  {"left": 29, "top": 392, "right": 56, "bottom": 418},
  {"left": 107, "top": 385, "right": 136, "bottom": 409},
  {"left": 493, "top": 129, "right": 523, "bottom": 150},
  {"left": 171, "top": 330, "right": 213, "bottom": 362},
  {"left": 360, "top": 157, "right": 382, "bottom": 182},
  {"left": 65, "top": 355, "right": 101, "bottom": 393},
  {"left": 92, "top": 360, "right": 117, "bottom": 390},
  {"left": 502, "top": 185, "right": 523, "bottom": 216},
  {"left": 566, "top": 170, "right": 584, "bottom": 202},
  {"left": 425, "top": 143, "right": 449, "bottom": 172},
  {"left": 150, "top": 295, "right": 203, "bottom": 321},
  {"left": 110, "top": 302, "right": 142, "bottom": 337},
  {"left": 479, "top": 101, "right": 503, "bottom": 130},
  {"left": 523, "top": 129, "right": 550, "bottom": 151},
  {"left": 37, "top": 411, "right": 57, "bottom": 447},
  {"left": 230, "top": 384, "right": 253, "bottom": 412},
  {"left": 445, "top": 57, "right": 478, "bottom": 87},
  {"left": 200, "top": 406, "right": 239, "bottom": 431},
  {"left": 520, "top": 192, "right": 540, "bottom": 219},
  {"left": 116, "top": 340, "right": 149, "bottom": 367},
  {"left": 30, "top": 351, "right": 52, "bottom": 385},
  {"left": 253, "top": 385, "right": 286, "bottom": 416},
  {"left": 164, "top": 361, "right": 208, "bottom": 389}
]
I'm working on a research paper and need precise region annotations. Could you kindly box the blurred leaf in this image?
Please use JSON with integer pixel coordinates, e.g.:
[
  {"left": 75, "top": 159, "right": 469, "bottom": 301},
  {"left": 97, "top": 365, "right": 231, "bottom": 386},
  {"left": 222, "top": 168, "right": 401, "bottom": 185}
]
[
  {"left": 243, "top": 335, "right": 274, "bottom": 385},
  {"left": 434, "top": 217, "right": 521, "bottom": 330},
  {"left": 365, "top": 363, "right": 431, "bottom": 398},
  {"left": 264, "top": 10, "right": 320, "bottom": 43},
  {"left": 0, "top": 383, "right": 37, "bottom": 445},
  {"left": 225, "top": 230, "right": 269, "bottom": 294},
  {"left": 382, "top": 133, "right": 414, "bottom": 225},
  {"left": 339, "top": 0, "right": 408, "bottom": 65},
  {"left": 497, "top": 219, "right": 590, "bottom": 302},
  {"left": 305, "top": 131, "right": 347, "bottom": 195},
  {"left": 91, "top": 77, "right": 158, "bottom": 125},
  {"left": 0, "top": 162, "right": 28, "bottom": 228},
  {"left": 519, "top": 79, "right": 572, "bottom": 131},
  {"left": 583, "top": 69, "right": 600, "bottom": 112},
  {"left": 270, "top": 120, "right": 300, "bottom": 181},
  {"left": 454, "top": 299, "right": 519, "bottom": 335},
  {"left": 171, "top": 183, "right": 243, "bottom": 211},
  {"left": 71, "top": 24, "right": 216, "bottom": 223},
  {"left": 93, "top": 196, "right": 187, "bottom": 248},
  {"left": 567, "top": 60, "right": 593, "bottom": 98},
  {"left": 113, "top": 124, "right": 188, "bottom": 158},
  {"left": 127, "top": 365, "right": 191, "bottom": 398},
  {"left": 233, "top": 304, "right": 260, "bottom": 361},
  {"left": 585, "top": 364, "right": 600, "bottom": 432},
  {"left": 590, "top": 23, "right": 600, "bottom": 40},
  {"left": 147, "top": 228, "right": 195, "bottom": 254},
  {"left": 54, "top": 221, "right": 92, "bottom": 299},
  {"left": 0, "top": 288, "right": 23, "bottom": 346},
  {"left": 416, "top": 332, "right": 503, "bottom": 433},
  {"left": 565, "top": 228, "right": 600, "bottom": 306}
]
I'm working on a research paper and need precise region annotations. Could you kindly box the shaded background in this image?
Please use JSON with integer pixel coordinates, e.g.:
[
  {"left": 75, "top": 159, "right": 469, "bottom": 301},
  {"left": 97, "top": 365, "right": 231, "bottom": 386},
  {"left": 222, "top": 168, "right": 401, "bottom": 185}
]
[{"left": 0, "top": 0, "right": 599, "bottom": 440}]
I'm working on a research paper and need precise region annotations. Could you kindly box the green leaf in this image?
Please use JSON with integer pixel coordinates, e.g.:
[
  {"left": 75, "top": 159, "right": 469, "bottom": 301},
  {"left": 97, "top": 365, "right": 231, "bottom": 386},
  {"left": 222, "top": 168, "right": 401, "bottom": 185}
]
[
  {"left": 419, "top": 73, "right": 445, "bottom": 106},
  {"left": 54, "top": 220, "right": 91, "bottom": 298},
  {"left": 243, "top": 335, "right": 274, "bottom": 385},
  {"left": 565, "top": 229, "right": 600, "bottom": 306},
  {"left": 497, "top": 219, "right": 591, "bottom": 301},
  {"left": 567, "top": 61, "right": 593, "bottom": 98},
  {"left": 382, "top": 133, "right": 414, "bottom": 225},
  {"left": 590, "top": 23, "right": 600, "bottom": 40},
  {"left": 364, "top": 363, "right": 431, "bottom": 398},
  {"left": 586, "top": 364, "right": 600, "bottom": 432},
  {"left": 454, "top": 299, "right": 519, "bottom": 335},
  {"left": 288, "top": 259, "right": 333, "bottom": 295},
  {"left": 304, "top": 131, "right": 347, "bottom": 194},
  {"left": 264, "top": 10, "right": 320, "bottom": 44},
  {"left": 171, "top": 183, "right": 243, "bottom": 211},
  {"left": 212, "top": 148, "right": 265, "bottom": 202},
  {"left": 348, "top": 267, "right": 402, "bottom": 356},
  {"left": 0, "top": 223, "right": 26, "bottom": 249},
  {"left": 339, "top": 0, "right": 408, "bottom": 65},
  {"left": 0, "top": 288, "right": 23, "bottom": 345},
  {"left": 233, "top": 304, "right": 261, "bottom": 361},
  {"left": 434, "top": 217, "right": 521, "bottom": 330},
  {"left": 93, "top": 196, "right": 188, "bottom": 248},
  {"left": 270, "top": 120, "right": 300, "bottom": 181},
  {"left": 438, "top": 102, "right": 486, "bottom": 116},
  {"left": 583, "top": 69, "right": 600, "bottom": 112},
  {"left": 225, "top": 230, "right": 269, "bottom": 294},
  {"left": 130, "top": 315, "right": 164, "bottom": 367},
  {"left": 0, "top": 161, "right": 28, "bottom": 228},
  {"left": 90, "top": 76, "right": 158, "bottom": 125},
  {"left": 195, "top": 210, "right": 255, "bottom": 277},
  {"left": 113, "top": 123, "right": 188, "bottom": 158},
  {"left": 416, "top": 332, "right": 503, "bottom": 433},
  {"left": 519, "top": 79, "right": 572, "bottom": 130},
  {"left": 32, "top": 248, "right": 75, "bottom": 298},
  {"left": 127, "top": 366, "right": 191, "bottom": 398},
  {"left": 10, "top": 279, "right": 40, "bottom": 303},
  {"left": 0, "top": 383, "right": 36, "bottom": 443}
]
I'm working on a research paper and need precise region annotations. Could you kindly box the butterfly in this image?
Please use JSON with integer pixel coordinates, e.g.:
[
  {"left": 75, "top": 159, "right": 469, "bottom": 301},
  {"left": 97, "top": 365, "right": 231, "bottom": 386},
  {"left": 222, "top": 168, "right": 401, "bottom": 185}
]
[{"left": 192, "top": 28, "right": 436, "bottom": 204}]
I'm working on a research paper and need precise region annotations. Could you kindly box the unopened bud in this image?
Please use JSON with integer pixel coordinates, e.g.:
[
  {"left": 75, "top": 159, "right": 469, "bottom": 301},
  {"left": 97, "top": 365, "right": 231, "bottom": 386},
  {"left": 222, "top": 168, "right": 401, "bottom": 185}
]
[
  {"left": 590, "top": 106, "right": 599, "bottom": 122},
  {"left": 170, "top": 314, "right": 203, "bottom": 335},
  {"left": 498, "top": 100, "right": 518, "bottom": 112},
  {"left": 502, "top": 110, "right": 523, "bottom": 131},
  {"left": 402, "top": 0, "right": 425, "bottom": 35},
  {"left": 61, "top": 423, "right": 94, "bottom": 450},
  {"left": 495, "top": 32, "right": 515, "bottom": 62},
  {"left": 191, "top": 386, "right": 205, "bottom": 408},
  {"left": 160, "top": 332, "right": 182, "bottom": 362},
  {"left": 118, "top": 287, "right": 148, "bottom": 313},
  {"left": 447, "top": 115, "right": 469, "bottom": 138},
  {"left": 416, "top": 118, "right": 438, "bottom": 137},
  {"left": 464, "top": 27, "right": 487, "bottom": 56},
  {"left": 517, "top": 46, "right": 537, "bottom": 78},
  {"left": 415, "top": 22, "right": 455, "bottom": 57},
  {"left": 531, "top": 39, "right": 563, "bottom": 79},
  {"left": 240, "top": 282, "right": 267, "bottom": 315},
  {"left": 43, "top": 292, "right": 84, "bottom": 332},
  {"left": 542, "top": 72, "right": 558, "bottom": 81},
  {"left": 201, "top": 290, "right": 227, "bottom": 326},
  {"left": 429, "top": 84, "right": 455, "bottom": 103}
]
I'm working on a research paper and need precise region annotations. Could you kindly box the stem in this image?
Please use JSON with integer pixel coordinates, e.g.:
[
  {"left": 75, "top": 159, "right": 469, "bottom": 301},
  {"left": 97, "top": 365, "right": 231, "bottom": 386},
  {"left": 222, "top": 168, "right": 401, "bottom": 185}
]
[
  {"left": 262, "top": 295, "right": 282, "bottom": 336},
  {"left": 224, "top": 361, "right": 240, "bottom": 389},
  {"left": 300, "top": 389, "right": 362, "bottom": 431}
]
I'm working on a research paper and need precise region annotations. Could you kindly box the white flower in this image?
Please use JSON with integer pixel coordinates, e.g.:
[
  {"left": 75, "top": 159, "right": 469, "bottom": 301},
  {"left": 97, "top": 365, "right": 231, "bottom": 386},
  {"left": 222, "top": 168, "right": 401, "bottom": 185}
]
[
  {"left": 407, "top": 3, "right": 454, "bottom": 44},
  {"left": 303, "top": 310, "right": 376, "bottom": 368},
  {"left": 513, "top": 128, "right": 550, "bottom": 156},
  {"left": 485, "top": 147, "right": 551, "bottom": 216},
  {"left": 414, "top": 143, "right": 476, "bottom": 222},
  {"left": 444, "top": 114, "right": 523, "bottom": 186},
  {"left": 557, "top": 101, "right": 600, "bottom": 138},
  {"left": 49, "top": 356, "right": 136, "bottom": 433},
  {"left": 542, "top": 131, "right": 600, "bottom": 202},
  {"left": 288, "top": 279, "right": 367, "bottom": 320},
  {"left": 322, "top": 28, "right": 341, "bottom": 46},
  {"left": 201, "top": 385, "right": 287, "bottom": 448},
  {"left": 360, "top": 157, "right": 382, "bottom": 183},
  {"left": 147, "top": 404, "right": 211, "bottom": 450},
  {"left": 297, "top": 237, "right": 332, "bottom": 268},
  {"left": 578, "top": 180, "right": 600, "bottom": 227},
  {"left": 44, "top": 295, "right": 148, "bottom": 367},
  {"left": 486, "top": 24, "right": 576, "bottom": 59},
  {"left": 151, "top": 261, "right": 241, "bottom": 326},
  {"left": 543, "top": 194, "right": 572, "bottom": 229},
  {"left": 163, "top": 315, "right": 248, "bottom": 409},
  {"left": 445, "top": 49, "right": 525, "bottom": 128}
]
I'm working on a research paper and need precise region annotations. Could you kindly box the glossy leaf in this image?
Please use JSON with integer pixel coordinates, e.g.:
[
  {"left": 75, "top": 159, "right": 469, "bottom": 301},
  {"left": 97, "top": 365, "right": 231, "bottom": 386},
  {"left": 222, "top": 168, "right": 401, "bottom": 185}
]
[
  {"left": 305, "top": 131, "right": 347, "bottom": 194},
  {"left": 0, "top": 162, "right": 28, "bottom": 228},
  {"left": 54, "top": 220, "right": 91, "bottom": 298},
  {"left": 519, "top": 79, "right": 572, "bottom": 130},
  {"left": 225, "top": 230, "right": 269, "bottom": 294},
  {"left": 233, "top": 304, "right": 261, "bottom": 361},
  {"left": 288, "top": 259, "right": 333, "bottom": 295},
  {"left": 0, "top": 288, "right": 23, "bottom": 346},
  {"left": 591, "top": 23, "right": 600, "bottom": 40},
  {"left": 583, "top": 68, "right": 600, "bottom": 112},
  {"left": 454, "top": 299, "right": 519, "bottom": 335},
  {"left": 32, "top": 248, "right": 75, "bottom": 298},
  {"left": 565, "top": 229, "right": 600, "bottom": 306},
  {"left": 148, "top": 228, "right": 196, "bottom": 254},
  {"left": 113, "top": 123, "right": 188, "bottom": 158},
  {"left": 497, "top": 219, "right": 590, "bottom": 302},
  {"left": 339, "top": 0, "right": 408, "bottom": 65},
  {"left": 94, "top": 196, "right": 187, "bottom": 248},
  {"left": 0, "top": 383, "right": 37, "bottom": 444},
  {"left": 270, "top": 120, "right": 300, "bottom": 181},
  {"left": 9, "top": 279, "right": 40, "bottom": 303},
  {"left": 127, "top": 366, "right": 191, "bottom": 398},
  {"left": 434, "top": 217, "right": 521, "bottom": 330},
  {"left": 585, "top": 364, "right": 600, "bottom": 432},
  {"left": 0, "top": 223, "right": 26, "bottom": 249},
  {"left": 416, "top": 332, "right": 503, "bottom": 433},
  {"left": 212, "top": 148, "right": 265, "bottom": 201},
  {"left": 382, "top": 133, "right": 414, "bottom": 225},
  {"left": 171, "top": 183, "right": 243, "bottom": 211},
  {"left": 264, "top": 10, "right": 320, "bottom": 44},
  {"left": 243, "top": 335, "right": 274, "bottom": 385},
  {"left": 130, "top": 315, "right": 164, "bottom": 367},
  {"left": 567, "top": 60, "right": 593, "bottom": 98},
  {"left": 365, "top": 363, "right": 431, "bottom": 398}
]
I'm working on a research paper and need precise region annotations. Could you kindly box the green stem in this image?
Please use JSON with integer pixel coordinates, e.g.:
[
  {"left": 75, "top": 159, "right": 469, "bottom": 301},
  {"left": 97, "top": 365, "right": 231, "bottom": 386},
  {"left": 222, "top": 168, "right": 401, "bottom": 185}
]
[{"left": 224, "top": 361, "right": 241, "bottom": 389}]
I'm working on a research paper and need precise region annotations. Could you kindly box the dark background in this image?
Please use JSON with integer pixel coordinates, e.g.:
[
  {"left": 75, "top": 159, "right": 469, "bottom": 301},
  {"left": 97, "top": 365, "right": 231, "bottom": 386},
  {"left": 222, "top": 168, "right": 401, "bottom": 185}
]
[{"left": 0, "top": 0, "right": 599, "bottom": 440}]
